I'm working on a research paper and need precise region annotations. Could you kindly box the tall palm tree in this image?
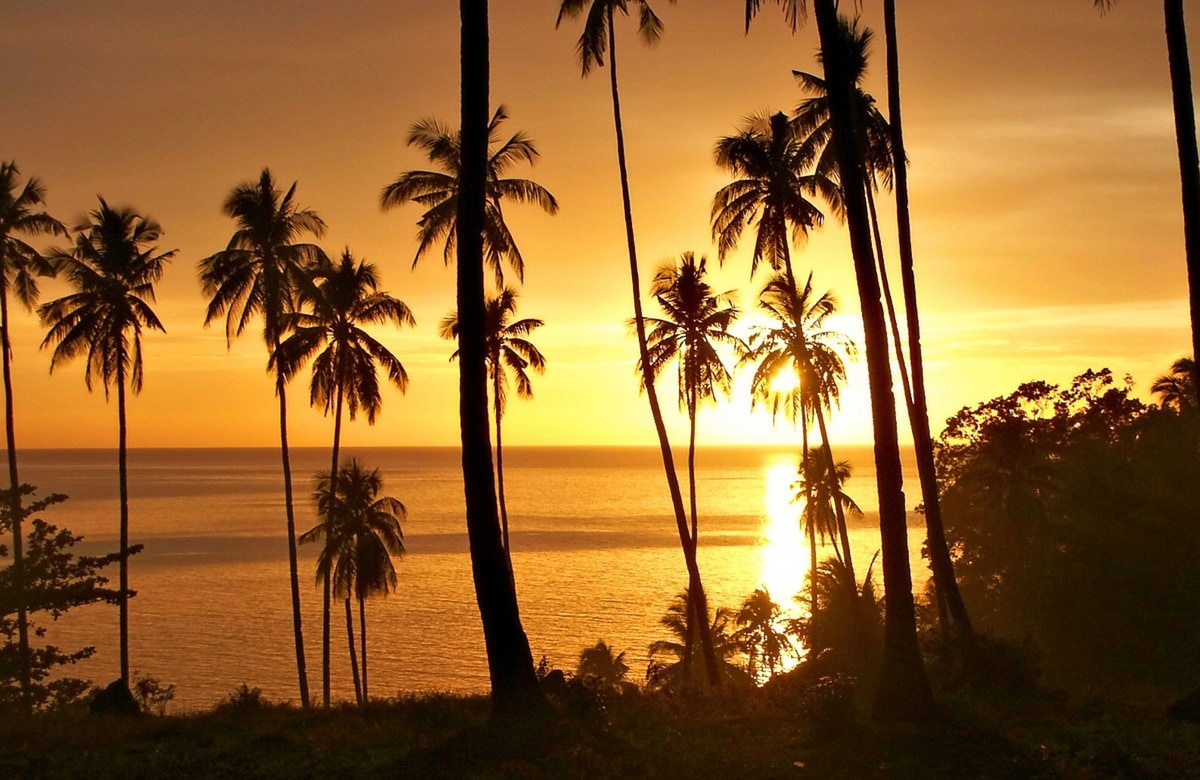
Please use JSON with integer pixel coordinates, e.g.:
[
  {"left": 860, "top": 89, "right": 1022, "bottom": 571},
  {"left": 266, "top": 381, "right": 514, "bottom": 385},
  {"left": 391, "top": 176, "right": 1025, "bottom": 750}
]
[
  {"left": 274, "top": 249, "right": 413, "bottom": 707},
  {"left": 0, "top": 161, "right": 65, "bottom": 708},
  {"left": 745, "top": 0, "right": 935, "bottom": 720},
  {"left": 440, "top": 288, "right": 546, "bottom": 555},
  {"left": 791, "top": 15, "right": 975, "bottom": 647},
  {"left": 1096, "top": 0, "right": 1200, "bottom": 407},
  {"left": 198, "top": 168, "right": 326, "bottom": 709},
  {"left": 39, "top": 198, "right": 172, "bottom": 688},
  {"left": 712, "top": 112, "right": 860, "bottom": 585},
  {"left": 558, "top": 0, "right": 722, "bottom": 688},
  {"left": 380, "top": 107, "right": 558, "bottom": 288},
  {"left": 642, "top": 252, "right": 740, "bottom": 548},
  {"left": 302, "top": 460, "right": 405, "bottom": 705},
  {"left": 741, "top": 272, "right": 855, "bottom": 584},
  {"left": 1152, "top": 357, "right": 1197, "bottom": 411},
  {"left": 458, "top": 0, "right": 545, "bottom": 714}
]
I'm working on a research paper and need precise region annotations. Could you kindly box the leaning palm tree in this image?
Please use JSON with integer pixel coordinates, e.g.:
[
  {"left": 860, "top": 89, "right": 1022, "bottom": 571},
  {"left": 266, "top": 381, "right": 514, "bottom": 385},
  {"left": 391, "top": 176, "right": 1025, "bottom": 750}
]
[
  {"left": 746, "top": 0, "right": 937, "bottom": 721},
  {"left": 273, "top": 249, "right": 413, "bottom": 707},
  {"left": 1152, "top": 357, "right": 1197, "bottom": 412},
  {"left": 1095, "top": 0, "right": 1200, "bottom": 407},
  {"left": 440, "top": 288, "right": 546, "bottom": 555},
  {"left": 791, "top": 17, "right": 975, "bottom": 647},
  {"left": 39, "top": 198, "right": 172, "bottom": 688},
  {"left": 557, "top": 0, "right": 721, "bottom": 690},
  {"left": 302, "top": 460, "right": 404, "bottom": 705},
  {"left": 0, "top": 161, "right": 65, "bottom": 708},
  {"left": 642, "top": 252, "right": 740, "bottom": 548},
  {"left": 198, "top": 169, "right": 325, "bottom": 709},
  {"left": 458, "top": 0, "right": 544, "bottom": 714},
  {"left": 380, "top": 107, "right": 558, "bottom": 288}
]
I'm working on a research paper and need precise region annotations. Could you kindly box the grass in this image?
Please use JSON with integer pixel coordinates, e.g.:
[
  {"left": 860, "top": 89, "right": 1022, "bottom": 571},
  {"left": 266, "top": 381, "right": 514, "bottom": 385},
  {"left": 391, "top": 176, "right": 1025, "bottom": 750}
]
[{"left": 1, "top": 682, "right": 1197, "bottom": 778}]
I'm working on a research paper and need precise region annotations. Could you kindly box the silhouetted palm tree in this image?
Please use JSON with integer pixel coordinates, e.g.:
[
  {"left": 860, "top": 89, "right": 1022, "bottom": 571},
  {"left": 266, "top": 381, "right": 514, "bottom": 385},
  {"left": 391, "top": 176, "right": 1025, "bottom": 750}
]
[
  {"left": 1096, "top": 1, "right": 1200, "bottom": 407},
  {"left": 576, "top": 639, "right": 630, "bottom": 689},
  {"left": 1152, "top": 357, "right": 1197, "bottom": 412},
  {"left": 39, "top": 198, "right": 172, "bottom": 688},
  {"left": 794, "top": 449, "right": 862, "bottom": 562},
  {"left": 745, "top": 0, "right": 936, "bottom": 720},
  {"left": 558, "top": 0, "right": 722, "bottom": 689},
  {"left": 733, "top": 587, "right": 794, "bottom": 681},
  {"left": 791, "top": 16, "right": 975, "bottom": 647},
  {"left": 741, "top": 272, "right": 856, "bottom": 584},
  {"left": 440, "top": 288, "right": 545, "bottom": 555},
  {"left": 0, "top": 161, "right": 65, "bottom": 707},
  {"left": 647, "top": 588, "right": 750, "bottom": 692},
  {"left": 380, "top": 107, "right": 558, "bottom": 288},
  {"left": 642, "top": 252, "right": 739, "bottom": 548},
  {"left": 302, "top": 460, "right": 404, "bottom": 705},
  {"left": 458, "top": 0, "right": 544, "bottom": 715},
  {"left": 274, "top": 249, "right": 413, "bottom": 707},
  {"left": 713, "top": 111, "right": 839, "bottom": 287},
  {"left": 198, "top": 169, "right": 325, "bottom": 709}
]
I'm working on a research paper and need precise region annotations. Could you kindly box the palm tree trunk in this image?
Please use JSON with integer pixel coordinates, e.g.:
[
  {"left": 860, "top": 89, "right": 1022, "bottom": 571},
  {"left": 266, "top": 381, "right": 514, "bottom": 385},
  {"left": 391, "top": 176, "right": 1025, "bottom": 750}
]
[
  {"left": 1164, "top": 0, "right": 1200, "bottom": 404},
  {"left": 321, "top": 576, "right": 331, "bottom": 708},
  {"left": 802, "top": 418, "right": 817, "bottom": 617},
  {"left": 117, "top": 367, "right": 130, "bottom": 687},
  {"left": 687, "top": 391, "right": 698, "bottom": 549},
  {"left": 812, "top": 405, "right": 854, "bottom": 585},
  {"left": 812, "top": 0, "right": 933, "bottom": 722},
  {"left": 1, "top": 288, "right": 31, "bottom": 710},
  {"left": 345, "top": 597, "right": 362, "bottom": 706},
  {"left": 494, "top": 369, "right": 510, "bottom": 555},
  {"left": 882, "top": 0, "right": 975, "bottom": 648},
  {"left": 274, "top": 362, "right": 311, "bottom": 709},
  {"left": 323, "top": 374, "right": 345, "bottom": 707},
  {"left": 458, "top": 0, "right": 544, "bottom": 716},
  {"left": 359, "top": 596, "right": 368, "bottom": 702},
  {"left": 606, "top": 6, "right": 720, "bottom": 688}
]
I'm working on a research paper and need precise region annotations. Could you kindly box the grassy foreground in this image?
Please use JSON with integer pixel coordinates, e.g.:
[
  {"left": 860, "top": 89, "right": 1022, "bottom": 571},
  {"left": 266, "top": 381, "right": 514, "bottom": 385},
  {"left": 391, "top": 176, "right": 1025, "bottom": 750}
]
[{"left": 1, "top": 685, "right": 1198, "bottom": 779}]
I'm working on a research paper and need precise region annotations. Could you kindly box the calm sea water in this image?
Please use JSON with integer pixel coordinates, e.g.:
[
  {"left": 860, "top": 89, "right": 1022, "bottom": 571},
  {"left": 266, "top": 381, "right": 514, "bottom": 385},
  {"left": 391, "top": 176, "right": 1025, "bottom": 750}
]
[{"left": 16, "top": 446, "right": 928, "bottom": 711}]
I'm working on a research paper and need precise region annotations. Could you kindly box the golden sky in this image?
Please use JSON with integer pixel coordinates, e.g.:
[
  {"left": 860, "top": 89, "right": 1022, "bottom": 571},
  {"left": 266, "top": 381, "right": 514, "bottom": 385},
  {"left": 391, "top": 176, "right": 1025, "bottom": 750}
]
[{"left": 3, "top": 0, "right": 1193, "bottom": 449}]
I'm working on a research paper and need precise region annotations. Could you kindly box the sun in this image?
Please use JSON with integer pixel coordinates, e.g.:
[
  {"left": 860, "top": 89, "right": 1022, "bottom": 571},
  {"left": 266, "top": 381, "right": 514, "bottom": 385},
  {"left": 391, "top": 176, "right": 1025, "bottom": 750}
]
[{"left": 769, "top": 368, "right": 799, "bottom": 396}]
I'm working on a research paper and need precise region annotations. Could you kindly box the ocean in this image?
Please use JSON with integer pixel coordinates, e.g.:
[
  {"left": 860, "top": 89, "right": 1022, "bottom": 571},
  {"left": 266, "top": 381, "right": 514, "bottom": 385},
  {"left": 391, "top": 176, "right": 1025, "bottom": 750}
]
[{"left": 14, "top": 445, "right": 929, "bottom": 711}]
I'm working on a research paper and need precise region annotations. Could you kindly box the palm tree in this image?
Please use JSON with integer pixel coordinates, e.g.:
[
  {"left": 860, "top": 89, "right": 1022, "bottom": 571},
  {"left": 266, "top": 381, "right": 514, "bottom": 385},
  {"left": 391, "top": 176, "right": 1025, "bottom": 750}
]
[
  {"left": 274, "top": 249, "right": 413, "bottom": 706},
  {"left": 1096, "top": 1, "right": 1200, "bottom": 407},
  {"left": 302, "top": 460, "right": 404, "bottom": 705},
  {"left": 733, "top": 587, "right": 795, "bottom": 682},
  {"left": 198, "top": 168, "right": 326, "bottom": 709},
  {"left": 1152, "top": 357, "right": 1197, "bottom": 411},
  {"left": 457, "top": 0, "right": 544, "bottom": 716},
  {"left": 745, "top": 0, "right": 936, "bottom": 720},
  {"left": 440, "top": 288, "right": 545, "bottom": 555},
  {"left": 791, "top": 15, "right": 976, "bottom": 648},
  {"left": 39, "top": 198, "right": 172, "bottom": 688},
  {"left": 558, "top": 0, "right": 722, "bottom": 689},
  {"left": 576, "top": 639, "right": 630, "bottom": 689},
  {"left": 741, "top": 272, "right": 856, "bottom": 583},
  {"left": 646, "top": 588, "right": 751, "bottom": 692},
  {"left": 712, "top": 110, "right": 840, "bottom": 288},
  {"left": 642, "top": 252, "right": 740, "bottom": 548},
  {"left": 380, "top": 107, "right": 558, "bottom": 288},
  {"left": 794, "top": 449, "right": 862, "bottom": 563},
  {"left": 0, "top": 161, "right": 65, "bottom": 708}
]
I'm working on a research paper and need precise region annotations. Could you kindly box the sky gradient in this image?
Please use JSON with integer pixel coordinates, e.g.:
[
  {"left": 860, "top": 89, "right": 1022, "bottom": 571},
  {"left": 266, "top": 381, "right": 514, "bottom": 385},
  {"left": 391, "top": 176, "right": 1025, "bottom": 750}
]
[{"left": 3, "top": 0, "right": 1193, "bottom": 449}]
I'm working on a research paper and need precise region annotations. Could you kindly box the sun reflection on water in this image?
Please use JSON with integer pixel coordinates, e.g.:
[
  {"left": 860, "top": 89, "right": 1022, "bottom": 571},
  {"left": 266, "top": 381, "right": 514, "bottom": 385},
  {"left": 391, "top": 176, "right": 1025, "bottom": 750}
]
[{"left": 757, "top": 457, "right": 810, "bottom": 672}]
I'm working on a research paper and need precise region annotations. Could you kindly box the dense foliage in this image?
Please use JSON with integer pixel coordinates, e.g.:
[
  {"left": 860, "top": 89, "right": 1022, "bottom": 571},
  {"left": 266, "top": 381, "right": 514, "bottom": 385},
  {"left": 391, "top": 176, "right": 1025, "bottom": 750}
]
[{"left": 935, "top": 368, "right": 1200, "bottom": 693}]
